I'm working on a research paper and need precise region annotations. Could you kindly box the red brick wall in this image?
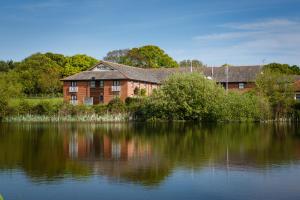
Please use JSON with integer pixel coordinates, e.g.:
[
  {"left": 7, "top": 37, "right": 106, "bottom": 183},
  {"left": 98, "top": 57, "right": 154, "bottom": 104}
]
[
  {"left": 219, "top": 82, "right": 256, "bottom": 91},
  {"left": 63, "top": 80, "right": 160, "bottom": 105},
  {"left": 127, "top": 80, "right": 158, "bottom": 97},
  {"left": 63, "top": 81, "right": 90, "bottom": 104}
]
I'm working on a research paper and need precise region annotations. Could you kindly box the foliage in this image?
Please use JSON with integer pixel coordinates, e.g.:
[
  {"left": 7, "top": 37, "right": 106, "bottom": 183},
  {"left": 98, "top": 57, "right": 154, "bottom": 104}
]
[
  {"left": 256, "top": 69, "right": 295, "bottom": 119},
  {"left": 140, "top": 73, "right": 226, "bottom": 121},
  {"left": 139, "top": 73, "right": 271, "bottom": 121},
  {"left": 62, "top": 54, "right": 98, "bottom": 77},
  {"left": 0, "top": 72, "right": 22, "bottom": 118},
  {"left": 15, "top": 53, "right": 62, "bottom": 95},
  {"left": 1, "top": 52, "right": 98, "bottom": 98},
  {"left": 107, "top": 97, "right": 126, "bottom": 113},
  {"left": 104, "top": 45, "right": 178, "bottom": 68},
  {"left": 134, "top": 87, "right": 140, "bottom": 95},
  {"left": 263, "top": 63, "right": 300, "bottom": 75},
  {"left": 93, "top": 104, "right": 108, "bottom": 115},
  {"left": 179, "top": 60, "right": 203, "bottom": 68},
  {"left": 0, "top": 60, "right": 16, "bottom": 72},
  {"left": 103, "top": 49, "right": 130, "bottom": 63},
  {"left": 223, "top": 91, "right": 270, "bottom": 121},
  {"left": 140, "top": 88, "right": 146, "bottom": 96}
]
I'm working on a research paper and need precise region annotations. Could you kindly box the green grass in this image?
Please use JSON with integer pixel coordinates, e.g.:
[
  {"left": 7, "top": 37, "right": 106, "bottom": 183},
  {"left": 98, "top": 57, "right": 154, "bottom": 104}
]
[{"left": 9, "top": 97, "right": 64, "bottom": 107}]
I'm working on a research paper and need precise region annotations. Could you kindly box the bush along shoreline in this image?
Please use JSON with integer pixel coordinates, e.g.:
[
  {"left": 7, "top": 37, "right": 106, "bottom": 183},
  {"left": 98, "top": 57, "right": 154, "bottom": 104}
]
[{"left": 1, "top": 73, "right": 300, "bottom": 123}]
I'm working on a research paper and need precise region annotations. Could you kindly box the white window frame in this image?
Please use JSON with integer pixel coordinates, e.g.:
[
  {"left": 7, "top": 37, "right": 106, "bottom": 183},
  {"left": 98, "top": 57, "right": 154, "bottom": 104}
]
[
  {"left": 71, "top": 95, "right": 77, "bottom": 101},
  {"left": 99, "top": 80, "right": 104, "bottom": 88},
  {"left": 113, "top": 80, "right": 120, "bottom": 86},
  {"left": 90, "top": 80, "right": 96, "bottom": 88},
  {"left": 71, "top": 81, "right": 77, "bottom": 87},
  {"left": 238, "top": 83, "right": 245, "bottom": 89}
]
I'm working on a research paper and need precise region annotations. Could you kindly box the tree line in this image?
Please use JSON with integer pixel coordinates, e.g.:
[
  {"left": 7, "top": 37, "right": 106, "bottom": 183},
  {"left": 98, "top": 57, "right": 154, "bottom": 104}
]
[
  {"left": 0, "top": 45, "right": 204, "bottom": 97},
  {"left": 1, "top": 44, "right": 300, "bottom": 121}
]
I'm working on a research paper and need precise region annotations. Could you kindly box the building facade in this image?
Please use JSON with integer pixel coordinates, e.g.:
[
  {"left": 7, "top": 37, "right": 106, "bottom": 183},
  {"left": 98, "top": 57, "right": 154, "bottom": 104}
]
[{"left": 62, "top": 61, "right": 263, "bottom": 105}]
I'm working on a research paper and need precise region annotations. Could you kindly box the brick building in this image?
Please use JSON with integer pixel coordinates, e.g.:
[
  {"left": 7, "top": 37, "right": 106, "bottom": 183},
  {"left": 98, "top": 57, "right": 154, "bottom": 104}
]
[{"left": 62, "top": 61, "right": 264, "bottom": 105}]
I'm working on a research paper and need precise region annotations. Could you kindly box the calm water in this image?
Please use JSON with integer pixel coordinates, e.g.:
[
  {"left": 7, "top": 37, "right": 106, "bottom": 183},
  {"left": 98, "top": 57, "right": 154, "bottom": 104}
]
[{"left": 1, "top": 123, "right": 300, "bottom": 200}]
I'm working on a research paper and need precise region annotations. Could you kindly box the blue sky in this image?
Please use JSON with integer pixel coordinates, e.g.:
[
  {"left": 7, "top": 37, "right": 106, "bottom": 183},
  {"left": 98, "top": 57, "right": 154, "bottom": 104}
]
[{"left": 1, "top": 0, "right": 300, "bottom": 65}]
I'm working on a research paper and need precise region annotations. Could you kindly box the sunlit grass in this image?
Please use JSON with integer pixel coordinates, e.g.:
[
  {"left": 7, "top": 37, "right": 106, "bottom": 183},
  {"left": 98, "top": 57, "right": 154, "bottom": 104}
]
[{"left": 9, "top": 97, "right": 64, "bottom": 107}]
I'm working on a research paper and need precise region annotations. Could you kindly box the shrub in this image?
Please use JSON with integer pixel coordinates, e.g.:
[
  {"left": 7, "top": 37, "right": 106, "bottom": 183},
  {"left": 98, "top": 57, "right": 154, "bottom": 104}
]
[
  {"left": 134, "top": 87, "right": 140, "bottom": 95},
  {"left": 17, "top": 99, "right": 32, "bottom": 115},
  {"left": 31, "top": 101, "right": 52, "bottom": 115},
  {"left": 140, "top": 88, "right": 146, "bottom": 96},
  {"left": 0, "top": 98, "right": 8, "bottom": 120},
  {"left": 107, "top": 97, "right": 126, "bottom": 113},
  {"left": 140, "top": 73, "right": 225, "bottom": 121},
  {"left": 93, "top": 104, "right": 108, "bottom": 115},
  {"left": 222, "top": 92, "right": 270, "bottom": 121}
]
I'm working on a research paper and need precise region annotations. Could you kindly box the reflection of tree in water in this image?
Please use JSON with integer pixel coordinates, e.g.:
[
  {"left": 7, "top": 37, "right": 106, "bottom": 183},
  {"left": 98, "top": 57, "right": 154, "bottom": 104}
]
[{"left": 0, "top": 123, "right": 300, "bottom": 186}]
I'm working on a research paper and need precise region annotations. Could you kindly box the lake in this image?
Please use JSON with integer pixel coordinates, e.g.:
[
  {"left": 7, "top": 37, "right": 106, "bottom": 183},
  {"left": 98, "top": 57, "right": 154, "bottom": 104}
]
[{"left": 0, "top": 122, "right": 300, "bottom": 200}]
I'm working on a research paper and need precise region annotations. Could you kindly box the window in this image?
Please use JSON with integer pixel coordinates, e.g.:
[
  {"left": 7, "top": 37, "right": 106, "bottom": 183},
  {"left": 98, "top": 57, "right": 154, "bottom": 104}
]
[
  {"left": 71, "top": 81, "right": 77, "bottom": 87},
  {"left": 71, "top": 95, "right": 77, "bottom": 100},
  {"left": 113, "top": 80, "right": 120, "bottom": 86},
  {"left": 99, "top": 80, "right": 104, "bottom": 88},
  {"left": 90, "top": 80, "right": 96, "bottom": 88},
  {"left": 296, "top": 93, "right": 300, "bottom": 101},
  {"left": 239, "top": 83, "right": 245, "bottom": 89},
  {"left": 99, "top": 94, "right": 104, "bottom": 103}
]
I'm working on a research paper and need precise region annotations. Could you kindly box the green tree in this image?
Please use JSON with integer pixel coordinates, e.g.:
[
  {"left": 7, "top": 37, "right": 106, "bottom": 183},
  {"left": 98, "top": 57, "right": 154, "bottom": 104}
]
[
  {"left": 103, "top": 49, "right": 130, "bottom": 63},
  {"left": 256, "top": 69, "right": 295, "bottom": 119},
  {"left": 141, "top": 73, "right": 225, "bottom": 120},
  {"left": 104, "top": 45, "right": 178, "bottom": 68},
  {"left": 0, "top": 60, "right": 16, "bottom": 72},
  {"left": 44, "top": 52, "right": 67, "bottom": 67},
  {"left": 179, "top": 60, "right": 203, "bottom": 68},
  {"left": 125, "top": 45, "right": 178, "bottom": 68},
  {"left": 15, "top": 53, "right": 62, "bottom": 95},
  {"left": 62, "top": 54, "right": 98, "bottom": 77},
  {"left": 0, "top": 71, "right": 22, "bottom": 118},
  {"left": 263, "top": 63, "right": 300, "bottom": 75}
]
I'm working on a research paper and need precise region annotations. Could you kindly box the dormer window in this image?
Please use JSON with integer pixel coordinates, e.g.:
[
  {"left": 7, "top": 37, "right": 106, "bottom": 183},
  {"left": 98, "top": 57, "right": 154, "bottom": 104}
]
[{"left": 92, "top": 64, "right": 114, "bottom": 71}]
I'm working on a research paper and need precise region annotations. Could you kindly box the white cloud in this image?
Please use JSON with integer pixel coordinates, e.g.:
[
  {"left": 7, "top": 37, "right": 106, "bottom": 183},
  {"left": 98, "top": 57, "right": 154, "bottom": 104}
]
[
  {"left": 192, "top": 19, "right": 300, "bottom": 65},
  {"left": 222, "top": 19, "right": 299, "bottom": 30}
]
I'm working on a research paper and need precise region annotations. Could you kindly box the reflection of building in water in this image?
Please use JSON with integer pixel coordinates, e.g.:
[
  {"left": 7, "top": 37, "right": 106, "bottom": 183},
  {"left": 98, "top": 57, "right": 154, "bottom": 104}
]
[{"left": 64, "top": 134, "right": 151, "bottom": 161}]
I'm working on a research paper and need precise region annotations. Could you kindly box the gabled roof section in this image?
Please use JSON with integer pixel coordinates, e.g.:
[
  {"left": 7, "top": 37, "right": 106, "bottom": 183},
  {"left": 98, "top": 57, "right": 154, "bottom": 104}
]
[
  {"left": 148, "top": 65, "right": 262, "bottom": 83},
  {"left": 89, "top": 61, "right": 160, "bottom": 83},
  {"left": 62, "top": 61, "right": 263, "bottom": 83},
  {"left": 203, "top": 65, "right": 263, "bottom": 82}
]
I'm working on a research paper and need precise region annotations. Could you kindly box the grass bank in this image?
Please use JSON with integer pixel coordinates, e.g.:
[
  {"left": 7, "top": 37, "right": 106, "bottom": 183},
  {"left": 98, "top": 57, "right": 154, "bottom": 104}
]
[{"left": 3, "top": 113, "right": 130, "bottom": 122}]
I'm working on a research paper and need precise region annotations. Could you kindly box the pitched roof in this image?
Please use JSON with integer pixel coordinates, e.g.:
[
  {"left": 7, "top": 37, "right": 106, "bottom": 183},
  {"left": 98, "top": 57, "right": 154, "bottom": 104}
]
[
  {"left": 148, "top": 65, "right": 262, "bottom": 83},
  {"left": 62, "top": 61, "right": 263, "bottom": 83}
]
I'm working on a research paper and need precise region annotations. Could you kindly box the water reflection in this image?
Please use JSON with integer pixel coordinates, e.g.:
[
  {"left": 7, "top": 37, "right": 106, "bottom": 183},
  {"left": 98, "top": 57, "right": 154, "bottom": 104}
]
[{"left": 0, "top": 122, "right": 300, "bottom": 186}]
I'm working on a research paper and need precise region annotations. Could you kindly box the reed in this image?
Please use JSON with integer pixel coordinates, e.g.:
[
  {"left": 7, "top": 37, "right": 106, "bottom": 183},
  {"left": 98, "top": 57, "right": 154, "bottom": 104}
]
[{"left": 3, "top": 113, "right": 130, "bottom": 122}]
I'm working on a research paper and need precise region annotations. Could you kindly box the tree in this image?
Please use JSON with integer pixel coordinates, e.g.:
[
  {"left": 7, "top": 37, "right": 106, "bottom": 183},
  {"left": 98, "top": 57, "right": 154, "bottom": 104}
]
[
  {"left": 256, "top": 69, "right": 295, "bottom": 119},
  {"left": 15, "top": 53, "right": 62, "bottom": 95},
  {"left": 103, "top": 45, "right": 178, "bottom": 68},
  {"left": 0, "top": 60, "right": 16, "bottom": 72},
  {"left": 44, "top": 52, "right": 67, "bottom": 67},
  {"left": 125, "top": 45, "right": 178, "bottom": 68},
  {"left": 141, "top": 73, "right": 225, "bottom": 120},
  {"left": 263, "top": 63, "right": 300, "bottom": 75},
  {"left": 62, "top": 54, "right": 98, "bottom": 77},
  {"left": 0, "top": 71, "right": 22, "bottom": 118},
  {"left": 179, "top": 60, "right": 203, "bottom": 68},
  {"left": 103, "top": 49, "right": 130, "bottom": 63}
]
